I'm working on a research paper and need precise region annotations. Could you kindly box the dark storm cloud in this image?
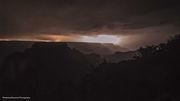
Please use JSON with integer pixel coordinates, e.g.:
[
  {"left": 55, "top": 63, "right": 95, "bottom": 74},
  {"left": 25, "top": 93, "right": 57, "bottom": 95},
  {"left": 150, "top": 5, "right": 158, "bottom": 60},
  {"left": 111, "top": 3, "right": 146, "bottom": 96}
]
[{"left": 0, "top": 0, "right": 180, "bottom": 36}]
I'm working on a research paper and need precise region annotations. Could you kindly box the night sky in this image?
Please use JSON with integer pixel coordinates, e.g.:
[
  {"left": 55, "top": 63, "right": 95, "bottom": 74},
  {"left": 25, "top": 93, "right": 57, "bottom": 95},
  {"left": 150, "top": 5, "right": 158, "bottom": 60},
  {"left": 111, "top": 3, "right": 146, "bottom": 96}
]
[{"left": 0, "top": 0, "right": 180, "bottom": 49}]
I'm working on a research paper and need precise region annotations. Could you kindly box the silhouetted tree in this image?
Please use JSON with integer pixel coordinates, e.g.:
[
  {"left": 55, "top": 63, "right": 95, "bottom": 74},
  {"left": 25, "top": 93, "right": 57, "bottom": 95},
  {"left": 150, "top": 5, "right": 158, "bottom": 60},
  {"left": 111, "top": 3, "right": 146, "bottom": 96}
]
[{"left": 82, "top": 34, "right": 180, "bottom": 101}]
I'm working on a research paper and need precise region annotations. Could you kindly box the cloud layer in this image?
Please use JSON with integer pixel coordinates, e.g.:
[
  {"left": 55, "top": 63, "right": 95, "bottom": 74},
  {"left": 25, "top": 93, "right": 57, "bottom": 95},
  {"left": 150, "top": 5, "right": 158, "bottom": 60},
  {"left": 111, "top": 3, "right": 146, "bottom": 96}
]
[{"left": 0, "top": 0, "right": 180, "bottom": 49}]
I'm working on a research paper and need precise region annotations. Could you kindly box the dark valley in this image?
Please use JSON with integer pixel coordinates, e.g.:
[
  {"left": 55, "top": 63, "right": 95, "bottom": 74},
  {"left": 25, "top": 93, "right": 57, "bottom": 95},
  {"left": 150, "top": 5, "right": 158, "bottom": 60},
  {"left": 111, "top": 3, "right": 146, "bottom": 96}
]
[{"left": 0, "top": 34, "right": 180, "bottom": 101}]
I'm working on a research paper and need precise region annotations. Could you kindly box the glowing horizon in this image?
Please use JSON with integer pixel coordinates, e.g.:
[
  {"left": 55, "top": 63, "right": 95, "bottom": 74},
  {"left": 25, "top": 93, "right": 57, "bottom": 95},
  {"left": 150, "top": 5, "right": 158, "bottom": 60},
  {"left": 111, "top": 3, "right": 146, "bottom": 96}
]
[{"left": 0, "top": 34, "right": 121, "bottom": 45}]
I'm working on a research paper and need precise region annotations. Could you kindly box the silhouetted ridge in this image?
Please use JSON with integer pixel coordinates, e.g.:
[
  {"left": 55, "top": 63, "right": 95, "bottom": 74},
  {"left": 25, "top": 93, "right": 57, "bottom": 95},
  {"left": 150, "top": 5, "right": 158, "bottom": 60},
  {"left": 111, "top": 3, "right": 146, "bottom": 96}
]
[
  {"left": 31, "top": 42, "right": 69, "bottom": 50},
  {"left": 0, "top": 42, "right": 95, "bottom": 101},
  {"left": 68, "top": 42, "right": 129, "bottom": 55}
]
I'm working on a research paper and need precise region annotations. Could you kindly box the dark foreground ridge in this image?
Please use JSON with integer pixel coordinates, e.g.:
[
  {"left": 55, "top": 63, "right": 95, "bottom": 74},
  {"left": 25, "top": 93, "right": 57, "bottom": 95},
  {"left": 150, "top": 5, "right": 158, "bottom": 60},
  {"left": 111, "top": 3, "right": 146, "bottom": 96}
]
[{"left": 0, "top": 34, "right": 180, "bottom": 101}]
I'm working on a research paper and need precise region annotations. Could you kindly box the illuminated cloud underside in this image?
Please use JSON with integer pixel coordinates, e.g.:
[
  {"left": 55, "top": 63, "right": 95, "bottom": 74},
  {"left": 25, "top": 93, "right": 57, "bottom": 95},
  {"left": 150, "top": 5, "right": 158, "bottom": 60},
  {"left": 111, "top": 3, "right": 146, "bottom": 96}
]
[{"left": 81, "top": 35, "right": 120, "bottom": 44}]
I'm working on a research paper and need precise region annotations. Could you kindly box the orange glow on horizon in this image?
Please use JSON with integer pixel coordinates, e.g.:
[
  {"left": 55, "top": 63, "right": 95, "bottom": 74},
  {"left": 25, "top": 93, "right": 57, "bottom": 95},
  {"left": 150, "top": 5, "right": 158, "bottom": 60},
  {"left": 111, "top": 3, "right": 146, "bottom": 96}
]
[{"left": 0, "top": 34, "right": 80, "bottom": 42}]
